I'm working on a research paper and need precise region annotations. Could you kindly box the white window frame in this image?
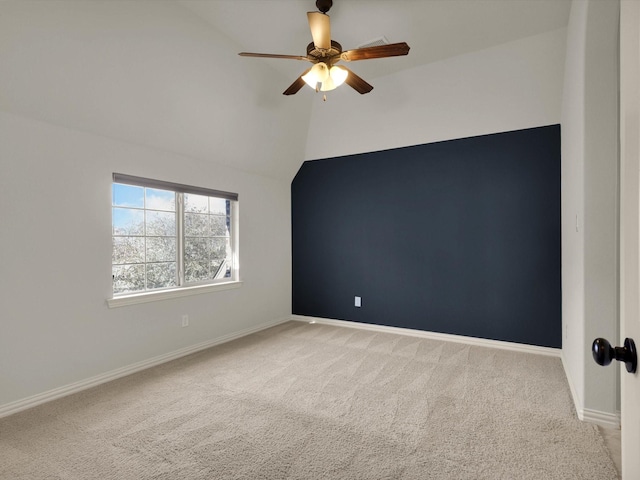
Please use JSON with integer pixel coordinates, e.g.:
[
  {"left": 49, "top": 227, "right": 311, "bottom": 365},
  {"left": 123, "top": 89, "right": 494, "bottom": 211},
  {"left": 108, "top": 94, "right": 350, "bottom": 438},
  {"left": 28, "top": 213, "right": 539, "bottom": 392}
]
[{"left": 108, "top": 173, "right": 241, "bottom": 308}]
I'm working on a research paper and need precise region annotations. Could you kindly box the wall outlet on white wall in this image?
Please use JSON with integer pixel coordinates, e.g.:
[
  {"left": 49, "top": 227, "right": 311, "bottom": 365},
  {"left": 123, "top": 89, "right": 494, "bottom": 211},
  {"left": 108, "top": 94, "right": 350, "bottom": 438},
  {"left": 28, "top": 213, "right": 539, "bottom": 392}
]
[{"left": 181, "top": 315, "right": 189, "bottom": 327}]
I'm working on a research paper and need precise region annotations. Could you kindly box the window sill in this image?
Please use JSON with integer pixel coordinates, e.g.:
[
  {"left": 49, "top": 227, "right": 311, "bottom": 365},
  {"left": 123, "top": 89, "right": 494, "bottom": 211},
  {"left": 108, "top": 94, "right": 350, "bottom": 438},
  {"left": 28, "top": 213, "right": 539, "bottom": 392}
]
[{"left": 106, "top": 281, "right": 243, "bottom": 308}]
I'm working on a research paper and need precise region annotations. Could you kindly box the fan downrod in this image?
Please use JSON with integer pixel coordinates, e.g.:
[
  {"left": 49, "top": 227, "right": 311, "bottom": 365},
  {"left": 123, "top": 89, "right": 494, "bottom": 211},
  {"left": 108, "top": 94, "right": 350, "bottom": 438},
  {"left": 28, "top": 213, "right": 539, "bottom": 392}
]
[{"left": 316, "top": 0, "right": 332, "bottom": 14}]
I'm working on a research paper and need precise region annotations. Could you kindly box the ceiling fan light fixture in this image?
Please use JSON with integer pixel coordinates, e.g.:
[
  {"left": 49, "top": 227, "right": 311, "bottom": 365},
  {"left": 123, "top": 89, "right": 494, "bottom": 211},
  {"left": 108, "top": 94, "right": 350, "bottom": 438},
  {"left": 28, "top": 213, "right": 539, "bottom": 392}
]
[
  {"left": 320, "top": 65, "right": 348, "bottom": 91},
  {"left": 302, "top": 62, "right": 329, "bottom": 89},
  {"left": 320, "top": 77, "right": 336, "bottom": 91},
  {"left": 330, "top": 65, "right": 348, "bottom": 86}
]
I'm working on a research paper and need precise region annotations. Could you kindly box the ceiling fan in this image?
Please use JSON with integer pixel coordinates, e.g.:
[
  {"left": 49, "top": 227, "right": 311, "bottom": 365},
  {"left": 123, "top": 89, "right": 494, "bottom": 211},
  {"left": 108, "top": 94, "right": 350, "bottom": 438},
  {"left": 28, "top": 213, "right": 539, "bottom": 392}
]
[{"left": 238, "top": 0, "right": 410, "bottom": 96}]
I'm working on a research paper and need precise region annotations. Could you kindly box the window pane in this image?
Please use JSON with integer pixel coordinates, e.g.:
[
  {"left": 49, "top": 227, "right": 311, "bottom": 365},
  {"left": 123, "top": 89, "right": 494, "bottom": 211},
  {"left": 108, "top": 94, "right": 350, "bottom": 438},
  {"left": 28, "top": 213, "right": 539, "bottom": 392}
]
[
  {"left": 113, "top": 264, "right": 145, "bottom": 294},
  {"left": 112, "top": 236, "right": 145, "bottom": 264},
  {"left": 146, "top": 237, "right": 176, "bottom": 263},
  {"left": 210, "top": 237, "right": 228, "bottom": 261},
  {"left": 145, "top": 188, "right": 175, "bottom": 212},
  {"left": 146, "top": 262, "right": 176, "bottom": 290},
  {"left": 113, "top": 184, "right": 144, "bottom": 208},
  {"left": 185, "top": 212, "right": 209, "bottom": 237},
  {"left": 209, "top": 238, "right": 229, "bottom": 279},
  {"left": 210, "top": 215, "right": 229, "bottom": 236},
  {"left": 183, "top": 238, "right": 231, "bottom": 283},
  {"left": 184, "top": 193, "right": 208, "bottom": 213},
  {"left": 146, "top": 211, "right": 175, "bottom": 236},
  {"left": 185, "top": 237, "right": 207, "bottom": 261},
  {"left": 185, "top": 260, "right": 209, "bottom": 283},
  {"left": 185, "top": 237, "right": 209, "bottom": 283},
  {"left": 209, "top": 198, "right": 228, "bottom": 215},
  {"left": 113, "top": 207, "right": 144, "bottom": 235}
]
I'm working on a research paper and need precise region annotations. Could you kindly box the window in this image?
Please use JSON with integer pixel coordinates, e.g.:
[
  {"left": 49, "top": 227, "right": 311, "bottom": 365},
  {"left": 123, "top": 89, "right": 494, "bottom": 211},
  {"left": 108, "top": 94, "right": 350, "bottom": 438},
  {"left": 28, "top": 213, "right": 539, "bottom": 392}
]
[{"left": 111, "top": 173, "right": 238, "bottom": 299}]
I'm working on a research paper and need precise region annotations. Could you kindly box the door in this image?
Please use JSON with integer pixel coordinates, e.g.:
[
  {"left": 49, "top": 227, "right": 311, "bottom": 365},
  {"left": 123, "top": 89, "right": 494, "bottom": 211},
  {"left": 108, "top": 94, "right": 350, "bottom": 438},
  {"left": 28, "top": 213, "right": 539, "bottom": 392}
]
[{"left": 620, "top": 1, "right": 640, "bottom": 477}]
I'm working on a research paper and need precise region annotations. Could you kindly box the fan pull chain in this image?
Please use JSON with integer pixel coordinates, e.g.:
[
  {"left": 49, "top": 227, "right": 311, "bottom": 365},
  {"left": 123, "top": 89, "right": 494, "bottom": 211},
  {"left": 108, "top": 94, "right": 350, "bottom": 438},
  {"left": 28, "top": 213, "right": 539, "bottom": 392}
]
[{"left": 323, "top": 94, "right": 327, "bottom": 102}]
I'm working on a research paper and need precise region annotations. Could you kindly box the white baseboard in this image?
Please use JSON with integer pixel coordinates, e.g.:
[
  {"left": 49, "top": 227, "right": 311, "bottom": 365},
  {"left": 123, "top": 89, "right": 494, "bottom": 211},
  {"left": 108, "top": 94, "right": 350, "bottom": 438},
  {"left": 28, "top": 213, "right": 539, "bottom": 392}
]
[
  {"left": 581, "top": 408, "right": 621, "bottom": 429},
  {"left": 561, "top": 353, "right": 621, "bottom": 429},
  {"left": 0, "top": 317, "right": 290, "bottom": 419},
  {"left": 561, "top": 353, "right": 584, "bottom": 419},
  {"left": 291, "top": 315, "right": 561, "bottom": 357}
]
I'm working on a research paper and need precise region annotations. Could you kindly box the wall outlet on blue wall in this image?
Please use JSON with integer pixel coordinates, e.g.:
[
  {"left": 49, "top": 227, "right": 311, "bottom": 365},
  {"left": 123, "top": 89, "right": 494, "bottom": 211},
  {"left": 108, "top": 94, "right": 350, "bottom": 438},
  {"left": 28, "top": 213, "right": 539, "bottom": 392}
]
[{"left": 355, "top": 296, "right": 361, "bottom": 307}]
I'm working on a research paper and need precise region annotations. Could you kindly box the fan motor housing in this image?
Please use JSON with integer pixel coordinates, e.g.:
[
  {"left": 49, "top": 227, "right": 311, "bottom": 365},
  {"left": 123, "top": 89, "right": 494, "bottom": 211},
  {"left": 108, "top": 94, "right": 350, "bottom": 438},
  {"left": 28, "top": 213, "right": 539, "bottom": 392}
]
[{"left": 307, "top": 40, "right": 342, "bottom": 62}]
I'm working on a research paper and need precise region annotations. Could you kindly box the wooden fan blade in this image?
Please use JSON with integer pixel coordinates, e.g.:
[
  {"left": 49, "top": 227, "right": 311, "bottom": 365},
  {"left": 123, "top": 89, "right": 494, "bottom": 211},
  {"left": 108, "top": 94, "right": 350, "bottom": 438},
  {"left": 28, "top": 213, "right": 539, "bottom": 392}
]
[
  {"left": 340, "top": 42, "right": 410, "bottom": 62},
  {"left": 239, "top": 52, "right": 310, "bottom": 61},
  {"left": 307, "top": 12, "right": 331, "bottom": 51},
  {"left": 342, "top": 67, "right": 373, "bottom": 94},
  {"left": 283, "top": 69, "right": 311, "bottom": 95}
]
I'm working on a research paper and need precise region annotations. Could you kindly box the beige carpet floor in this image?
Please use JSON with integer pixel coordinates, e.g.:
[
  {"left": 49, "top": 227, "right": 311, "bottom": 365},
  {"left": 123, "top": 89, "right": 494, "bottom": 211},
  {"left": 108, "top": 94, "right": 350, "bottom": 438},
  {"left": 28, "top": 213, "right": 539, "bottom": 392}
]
[{"left": 0, "top": 321, "right": 619, "bottom": 479}]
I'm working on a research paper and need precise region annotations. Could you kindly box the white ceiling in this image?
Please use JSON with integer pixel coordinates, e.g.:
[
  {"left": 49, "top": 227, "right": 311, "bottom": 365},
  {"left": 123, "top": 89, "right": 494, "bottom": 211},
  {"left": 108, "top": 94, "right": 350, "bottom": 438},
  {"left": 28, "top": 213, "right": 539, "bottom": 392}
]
[
  {"left": 0, "top": 0, "right": 572, "bottom": 180},
  {"left": 181, "top": 0, "right": 572, "bottom": 87}
]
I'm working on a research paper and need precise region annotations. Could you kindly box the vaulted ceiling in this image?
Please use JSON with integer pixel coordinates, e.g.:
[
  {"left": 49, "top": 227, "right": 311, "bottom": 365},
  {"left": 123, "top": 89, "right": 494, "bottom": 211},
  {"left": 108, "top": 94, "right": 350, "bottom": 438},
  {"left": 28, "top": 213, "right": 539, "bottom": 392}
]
[
  {"left": 181, "top": 0, "right": 572, "bottom": 86},
  {"left": 0, "top": 0, "right": 572, "bottom": 180}
]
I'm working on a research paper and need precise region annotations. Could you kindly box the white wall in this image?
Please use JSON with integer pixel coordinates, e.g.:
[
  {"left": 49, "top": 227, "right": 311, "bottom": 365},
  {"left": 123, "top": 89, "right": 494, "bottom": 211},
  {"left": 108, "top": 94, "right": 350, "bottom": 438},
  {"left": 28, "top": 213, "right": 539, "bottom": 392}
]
[
  {"left": 0, "top": 112, "right": 293, "bottom": 409},
  {"left": 561, "top": 0, "right": 619, "bottom": 424},
  {"left": 305, "top": 28, "right": 566, "bottom": 160},
  {"left": 583, "top": 0, "right": 619, "bottom": 418},
  {"left": 561, "top": 0, "right": 587, "bottom": 418},
  {"left": 0, "top": 1, "right": 305, "bottom": 412}
]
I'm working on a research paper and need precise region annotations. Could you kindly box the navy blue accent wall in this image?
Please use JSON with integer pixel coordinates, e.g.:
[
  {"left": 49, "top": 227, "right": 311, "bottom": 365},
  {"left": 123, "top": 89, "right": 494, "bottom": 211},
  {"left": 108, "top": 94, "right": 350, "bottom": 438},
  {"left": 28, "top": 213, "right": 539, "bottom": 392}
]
[{"left": 292, "top": 125, "right": 561, "bottom": 348}]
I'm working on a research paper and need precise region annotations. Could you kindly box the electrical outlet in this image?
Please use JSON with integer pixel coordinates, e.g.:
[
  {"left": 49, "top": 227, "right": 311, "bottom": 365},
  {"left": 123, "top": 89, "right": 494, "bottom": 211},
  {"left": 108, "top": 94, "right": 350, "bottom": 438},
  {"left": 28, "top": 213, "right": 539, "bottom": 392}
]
[
  {"left": 355, "top": 296, "right": 361, "bottom": 308},
  {"left": 181, "top": 315, "right": 189, "bottom": 327}
]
